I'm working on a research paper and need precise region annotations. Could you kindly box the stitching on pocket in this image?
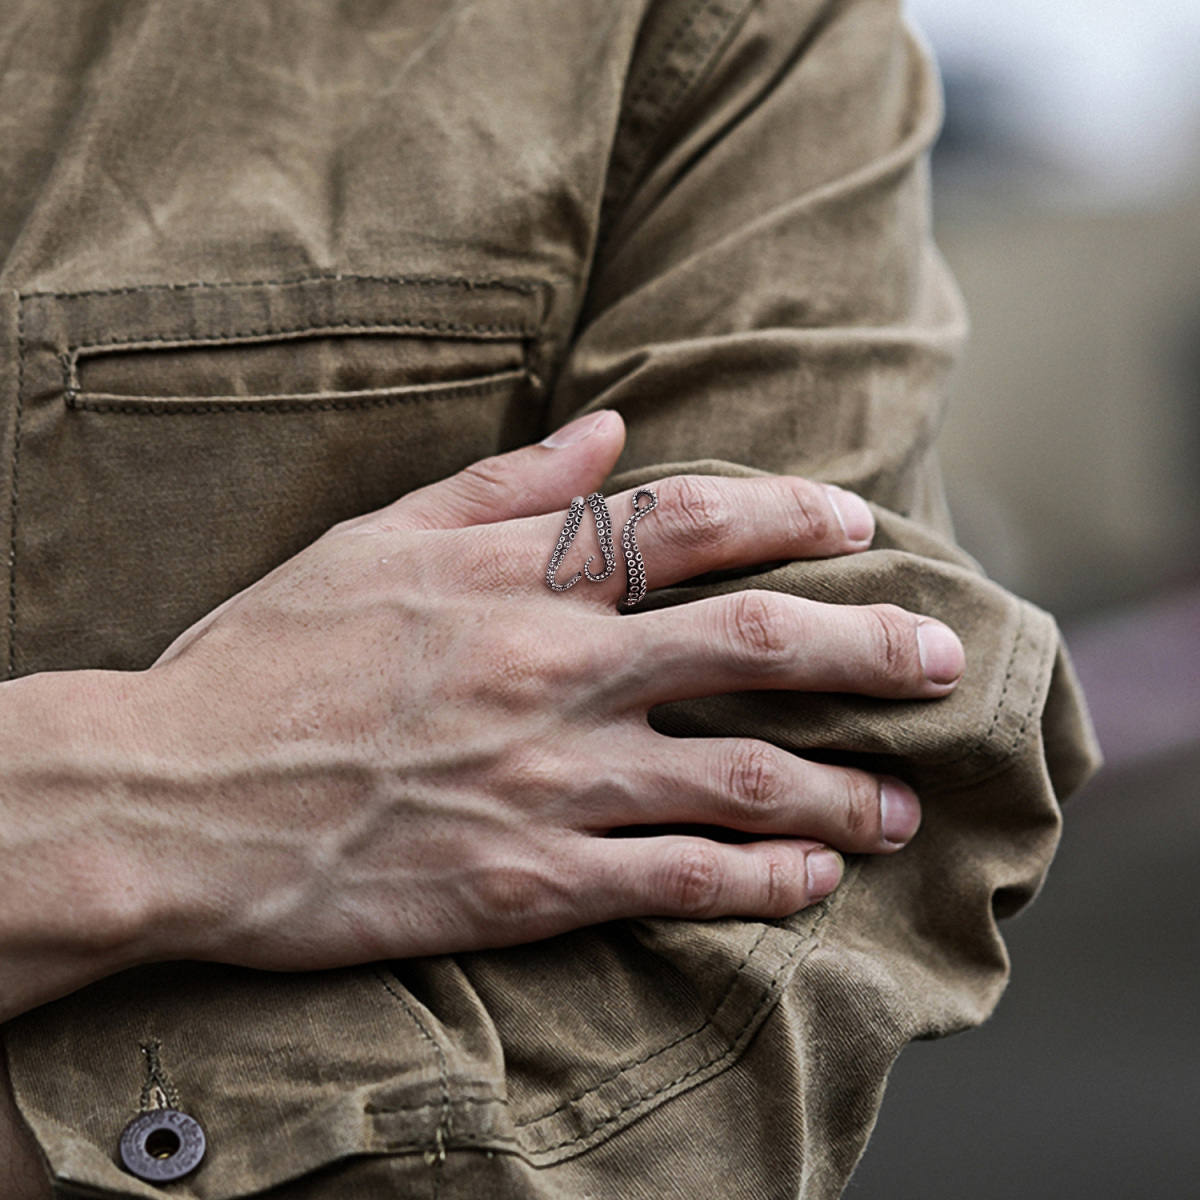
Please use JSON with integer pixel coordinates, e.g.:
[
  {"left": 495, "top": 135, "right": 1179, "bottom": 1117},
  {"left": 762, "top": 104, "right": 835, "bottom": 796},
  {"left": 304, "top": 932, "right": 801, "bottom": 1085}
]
[
  {"left": 7, "top": 295, "right": 25, "bottom": 679},
  {"left": 23, "top": 272, "right": 545, "bottom": 301},
  {"left": 64, "top": 370, "right": 529, "bottom": 415},
  {"left": 69, "top": 319, "right": 536, "bottom": 368},
  {"left": 513, "top": 922, "right": 771, "bottom": 1128},
  {"left": 539, "top": 944, "right": 807, "bottom": 1152},
  {"left": 365, "top": 1094, "right": 504, "bottom": 1116},
  {"left": 372, "top": 969, "right": 452, "bottom": 1187},
  {"left": 533, "top": 901, "right": 839, "bottom": 1153},
  {"left": 61, "top": 319, "right": 535, "bottom": 414}
]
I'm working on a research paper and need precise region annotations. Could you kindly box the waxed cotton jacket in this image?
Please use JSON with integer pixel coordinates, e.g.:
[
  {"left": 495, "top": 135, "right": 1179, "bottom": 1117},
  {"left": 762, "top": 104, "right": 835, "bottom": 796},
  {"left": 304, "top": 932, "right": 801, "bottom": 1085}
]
[{"left": 0, "top": 2, "right": 1099, "bottom": 1197}]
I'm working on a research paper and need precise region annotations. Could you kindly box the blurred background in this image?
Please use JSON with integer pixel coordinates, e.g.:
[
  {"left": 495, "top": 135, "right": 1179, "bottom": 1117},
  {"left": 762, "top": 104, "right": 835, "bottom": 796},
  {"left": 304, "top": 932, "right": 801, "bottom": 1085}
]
[{"left": 851, "top": 2, "right": 1200, "bottom": 1196}]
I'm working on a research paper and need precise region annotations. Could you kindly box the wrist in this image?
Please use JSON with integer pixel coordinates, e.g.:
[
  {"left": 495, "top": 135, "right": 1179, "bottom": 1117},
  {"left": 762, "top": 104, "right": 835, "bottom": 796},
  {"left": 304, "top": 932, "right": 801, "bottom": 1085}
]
[{"left": 0, "top": 667, "right": 188, "bottom": 1018}]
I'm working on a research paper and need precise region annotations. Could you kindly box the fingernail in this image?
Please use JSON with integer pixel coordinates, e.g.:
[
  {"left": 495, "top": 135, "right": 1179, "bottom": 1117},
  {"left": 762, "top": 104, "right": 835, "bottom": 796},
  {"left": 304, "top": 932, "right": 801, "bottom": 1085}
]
[
  {"left": 541, "top": 410, "right": 611, "bottom": 448},
  {"left": 880, "top": 778, "right": 921, "bottom": 845},
  {"left": 916, "top": 620, "right": 965, "bottom": 685},
  {"left": 806, "top": 849, "right": 844, "bottom": 900},
  {"left": 824, "top": 485, "right": 874, "bottom": 546}
]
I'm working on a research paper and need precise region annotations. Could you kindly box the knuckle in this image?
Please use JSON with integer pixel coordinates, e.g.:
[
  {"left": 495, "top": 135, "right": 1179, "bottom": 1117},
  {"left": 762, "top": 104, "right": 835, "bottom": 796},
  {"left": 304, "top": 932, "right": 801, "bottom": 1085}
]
[
  {"left": 665, "top": 476, "right": 731, "bottom": 551},
  {"left": 839, "top": 772, "right": 879, "bottom": 838},
  {"left": 725, "top": 742, "right": 785, "bottom": 821},
  {"left": 479, "top": 629, "right": 538, "bottom": 692},
  {"left": 867, "top": 604, "right": 920, "bottom": 683},
  {"left": 760, "top": 850, "right": 802, "bottom": 918},
  {"left": 664, "top": 843, "right": 724, "bottom": 916},
  {"left": 791, "top": 484, "right": 833, "bottom": 544},
  {"left": 499, "top": 744, "right": 568, "bottom": 800},
  {"left": 480, "top": 620, "right": 609, "bottom": 712},
  {"left": 477, "top": 628, "right": 566, "bottom": 705},
  {"left": 457, "top": 456, "right": 510, "bottom": 496},
  {"left": 724, "top": 591, "right": 792, "bottom": 668},
  {"left": 476, "top": 862, "right": 550, "bottom": 925}
]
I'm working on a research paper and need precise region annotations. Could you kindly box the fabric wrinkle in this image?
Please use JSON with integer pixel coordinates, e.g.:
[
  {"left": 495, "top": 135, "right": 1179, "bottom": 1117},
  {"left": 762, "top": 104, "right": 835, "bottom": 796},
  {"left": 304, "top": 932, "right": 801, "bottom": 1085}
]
[{"left": 0, "top": 2, "right": 1099, "bottom": 1197}]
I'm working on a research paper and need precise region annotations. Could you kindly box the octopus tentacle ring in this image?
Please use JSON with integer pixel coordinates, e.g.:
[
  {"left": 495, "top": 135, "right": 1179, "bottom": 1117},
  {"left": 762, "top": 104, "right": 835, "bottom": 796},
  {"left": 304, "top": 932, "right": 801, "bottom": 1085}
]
[{"left": 546, "top": 488, "right": 658, "bottom": 608}]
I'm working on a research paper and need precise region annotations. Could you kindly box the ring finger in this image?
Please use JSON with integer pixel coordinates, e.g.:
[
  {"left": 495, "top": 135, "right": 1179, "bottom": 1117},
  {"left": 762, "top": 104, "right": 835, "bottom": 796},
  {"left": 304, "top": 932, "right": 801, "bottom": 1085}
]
[{"left": 590, "top": 732, "right": 921, "bottom": 853}]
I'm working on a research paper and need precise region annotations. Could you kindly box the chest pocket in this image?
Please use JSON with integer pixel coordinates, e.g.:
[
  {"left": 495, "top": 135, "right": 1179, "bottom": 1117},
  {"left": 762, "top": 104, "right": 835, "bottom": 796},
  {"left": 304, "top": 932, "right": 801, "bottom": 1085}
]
[{"left": 10, "top": 274, "right": 546, "bottom": 675}]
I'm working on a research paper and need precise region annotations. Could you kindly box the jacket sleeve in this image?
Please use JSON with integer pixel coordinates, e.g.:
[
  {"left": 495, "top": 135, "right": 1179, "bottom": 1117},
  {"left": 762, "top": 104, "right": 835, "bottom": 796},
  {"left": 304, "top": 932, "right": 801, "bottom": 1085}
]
[{"left": 550, "top": 0, "right": 1100, "bottom": 1067}]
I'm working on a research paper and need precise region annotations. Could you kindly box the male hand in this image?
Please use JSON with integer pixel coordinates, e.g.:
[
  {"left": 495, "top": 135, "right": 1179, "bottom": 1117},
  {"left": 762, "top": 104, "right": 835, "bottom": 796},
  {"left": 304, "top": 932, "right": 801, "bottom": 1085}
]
[{"left": 125, "top": 408, "right": 964, "bottom": 971}]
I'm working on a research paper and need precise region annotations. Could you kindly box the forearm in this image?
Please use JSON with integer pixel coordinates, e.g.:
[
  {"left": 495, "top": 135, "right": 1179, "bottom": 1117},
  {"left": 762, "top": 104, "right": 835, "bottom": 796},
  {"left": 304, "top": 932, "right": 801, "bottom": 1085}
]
[
  {"left": 0, "top": 669, "right": 174, "bottom": 1021},
  {"left": 0, "top": 416, "right": 969, "bottom": 1026}
]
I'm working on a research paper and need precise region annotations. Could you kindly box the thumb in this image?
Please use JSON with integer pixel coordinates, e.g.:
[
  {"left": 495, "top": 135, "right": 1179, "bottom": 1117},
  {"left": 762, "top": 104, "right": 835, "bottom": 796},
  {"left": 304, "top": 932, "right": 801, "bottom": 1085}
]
[{"left": 380, "top": 409, "right": 627, "bottom": 531}]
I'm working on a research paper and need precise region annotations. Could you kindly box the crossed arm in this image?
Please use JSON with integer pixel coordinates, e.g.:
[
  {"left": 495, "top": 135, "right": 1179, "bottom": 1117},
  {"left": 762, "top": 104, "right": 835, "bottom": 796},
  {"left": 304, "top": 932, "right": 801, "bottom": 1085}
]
[
  {"left": 0, "top": 0, "right": 972, "bottom": 1029},
  {"left": 0, "top": 408, "right": 963, "bottom": 1027},
  {"left": 0, "top": 411, "right": 967, "bottom": 1197},
  {"left": 0, "top": 6, "right": 1093, "bottom": 1195}
]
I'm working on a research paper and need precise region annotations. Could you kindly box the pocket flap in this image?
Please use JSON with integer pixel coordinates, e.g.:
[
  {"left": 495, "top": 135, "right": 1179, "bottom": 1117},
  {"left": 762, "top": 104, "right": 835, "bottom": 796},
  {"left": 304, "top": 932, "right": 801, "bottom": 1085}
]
[{"left": 8, "top": 274, "right": 547, "bottom": 675}]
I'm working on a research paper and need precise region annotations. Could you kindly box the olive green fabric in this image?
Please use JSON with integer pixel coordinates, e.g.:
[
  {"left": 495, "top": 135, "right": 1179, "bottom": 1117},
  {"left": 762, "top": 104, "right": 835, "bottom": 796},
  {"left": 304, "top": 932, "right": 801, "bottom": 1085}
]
[{"left": 0, "top": 1, "right": 1099, "bottom": 1197}]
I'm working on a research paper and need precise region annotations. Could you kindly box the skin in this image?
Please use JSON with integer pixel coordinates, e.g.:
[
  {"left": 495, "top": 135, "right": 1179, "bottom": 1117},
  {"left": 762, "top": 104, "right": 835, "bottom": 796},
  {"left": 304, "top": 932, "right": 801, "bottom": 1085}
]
[{"left": 0, "top": 410, "right": 963, "bottom": 1196}]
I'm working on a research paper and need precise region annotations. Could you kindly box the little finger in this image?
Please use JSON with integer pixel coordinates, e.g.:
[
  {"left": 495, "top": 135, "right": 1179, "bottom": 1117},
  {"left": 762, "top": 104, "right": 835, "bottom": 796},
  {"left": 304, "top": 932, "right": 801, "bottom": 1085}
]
[{"left": 590, "top": 835, "right": 845, "bottom": 922}]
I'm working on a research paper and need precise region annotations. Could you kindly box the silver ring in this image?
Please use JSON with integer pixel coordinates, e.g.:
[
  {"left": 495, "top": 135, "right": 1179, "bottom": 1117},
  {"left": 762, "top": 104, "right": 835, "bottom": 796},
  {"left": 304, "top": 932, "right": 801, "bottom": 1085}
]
[{"left": 546, "top": 488, "right": 657, "bottom": 607}]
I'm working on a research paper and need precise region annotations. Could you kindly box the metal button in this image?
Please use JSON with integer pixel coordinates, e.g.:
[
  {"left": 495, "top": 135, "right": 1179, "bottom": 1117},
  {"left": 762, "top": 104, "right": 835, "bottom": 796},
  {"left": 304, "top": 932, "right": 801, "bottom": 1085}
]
[{"left": 119, "top": 1108, "right": 206, "bottom": 1183}]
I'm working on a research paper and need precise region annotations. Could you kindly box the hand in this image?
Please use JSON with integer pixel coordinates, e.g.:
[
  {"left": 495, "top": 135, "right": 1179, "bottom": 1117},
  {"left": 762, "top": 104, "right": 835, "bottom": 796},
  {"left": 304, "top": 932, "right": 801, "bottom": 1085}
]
[
  {"left": 108, "top": 409, "right": 962, "bottom": 972},
  {"left": 0, "top": 408, "right": 965, "bottom": 1005}
]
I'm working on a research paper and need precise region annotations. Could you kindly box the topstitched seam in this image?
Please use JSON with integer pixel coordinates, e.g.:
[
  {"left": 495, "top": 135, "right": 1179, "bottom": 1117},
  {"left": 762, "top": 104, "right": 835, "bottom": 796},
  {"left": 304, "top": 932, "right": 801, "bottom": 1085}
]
[
  {"left": 601, "top": 0, "right": 744, "bottom": 236},
  {"left": 624, "top": 0, "right": 713, "bottom": 115},
  {"left": 1010, "top": 618, "right": 1056, "bottom": 757},
  {"left": 68, "top": 319, "right": 534, "bottom": 358},
  {"left": 372, "top": 969, "right": 452, "bottom": 1191},
  {"left": 365, "top": 1094, "right": 504, "bottom": 1115},
  {"left": 374, "top": 1131, "right": 522, "bottom": 1153},
  {"left": 7, "top": 295, "right": 24, "bottom": 679},
  {"left": 64, "top": 372, "right": 527, "bottom": 415},
  {"left": 907, "top": 608, "right": 1060, "bottom": 794},
  {"left": 358, "top": 924, "right": 823, "bottom": 1154},
  {"left": 354, "top": 924, "right": 785, "bottom": 1140},
  {"left": 942, "top": 608, "right": 1025, "bottom": 768},
  {"left": 21, "top": 273, "right": 544, "bottom": 301},
  {"left": 618, "top": 12, "right": 732, "bottom": 190},
  {"left": 532, "top": 903, "right": 835, "bottom": 1152},
  {"left": 514, "top": 922, "right": 771, "bottom": 1127}
]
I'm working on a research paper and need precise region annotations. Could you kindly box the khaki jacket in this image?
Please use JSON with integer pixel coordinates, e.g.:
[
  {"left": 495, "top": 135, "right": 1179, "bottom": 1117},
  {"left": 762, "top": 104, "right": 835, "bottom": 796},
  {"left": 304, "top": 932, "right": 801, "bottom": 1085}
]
[{"left": 0, "top": 2, "right": 1099, "bottom": 1197}]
